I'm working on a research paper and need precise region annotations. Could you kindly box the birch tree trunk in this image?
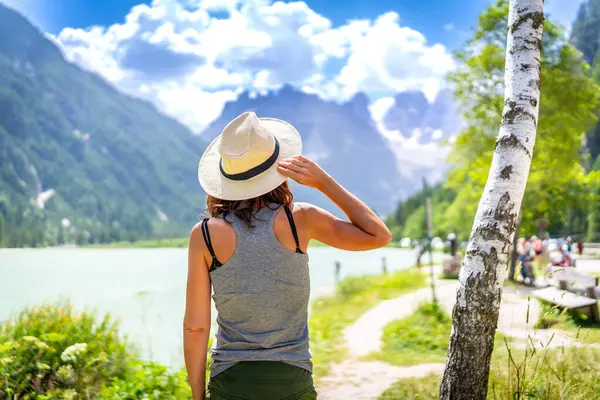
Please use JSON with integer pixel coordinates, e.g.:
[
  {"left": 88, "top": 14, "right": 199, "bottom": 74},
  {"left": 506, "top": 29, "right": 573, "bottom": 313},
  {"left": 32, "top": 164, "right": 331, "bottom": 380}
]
[{"left": 439, "top": 1, "right": 544, "bottom": 398}]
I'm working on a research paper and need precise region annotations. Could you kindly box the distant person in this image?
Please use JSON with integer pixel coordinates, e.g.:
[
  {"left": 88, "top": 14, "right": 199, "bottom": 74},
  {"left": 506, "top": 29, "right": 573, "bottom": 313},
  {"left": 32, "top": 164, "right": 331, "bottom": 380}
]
[
  {"left": 516, "top": 237, "right": 527, "bottom": 276},
  {"left": 532, "top": 235, "right": 543, "bottom": 269},
  {"left": 381, "top": 256, "right": 388, "bottom": 274},
  {"left": 184, "top": 112, "right": 392, "bottom": 400},
  {"left": 558, "top": 236, "right": 566, "bottom": 251},
  {"left": 551, "top": 244, "right": 574, "bottom": 268},
  {"left": 518, "top": 237, "right": 535, "bottom": 285},
  {"left": 542, "top": 233, "right": 550, "bottom": 253},
  {"left": 566, "top": 236, "right": 573, "bottom": 253},
  {"left": 448, "top": 233, "right": 458, "bottom": 257},
  {"left": 335, "top": 260, "right": 342, "bottom": 282},
  {"left": 577, "top": 239, "right": 584, "bottom": 256}
]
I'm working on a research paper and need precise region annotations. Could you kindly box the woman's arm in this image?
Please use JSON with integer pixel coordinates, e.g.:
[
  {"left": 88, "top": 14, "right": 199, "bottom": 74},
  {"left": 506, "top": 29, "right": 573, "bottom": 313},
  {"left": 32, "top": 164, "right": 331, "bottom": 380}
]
[
  {"left": 184, "top": 224, "right": 212, "bottom": 399},
  {"left": 278, "top": 156, "right": 392, "bottom": 251}
]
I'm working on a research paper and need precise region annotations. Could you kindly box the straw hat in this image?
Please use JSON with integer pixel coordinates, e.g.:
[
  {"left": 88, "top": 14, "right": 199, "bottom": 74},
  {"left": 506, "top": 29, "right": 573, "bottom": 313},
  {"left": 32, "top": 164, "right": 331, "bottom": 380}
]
[{"left": 198, "top": 112, "right": 302, "bottom": 200}]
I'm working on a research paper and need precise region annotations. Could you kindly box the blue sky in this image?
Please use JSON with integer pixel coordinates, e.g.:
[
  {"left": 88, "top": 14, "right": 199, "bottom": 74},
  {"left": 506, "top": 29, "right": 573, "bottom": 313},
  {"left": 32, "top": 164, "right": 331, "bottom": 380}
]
[
  {"left": 1, "top": 0, "right": 584, "bottom": 132},
  {"left": 7, "top": 0, "right": 581, "bottom": 49}
]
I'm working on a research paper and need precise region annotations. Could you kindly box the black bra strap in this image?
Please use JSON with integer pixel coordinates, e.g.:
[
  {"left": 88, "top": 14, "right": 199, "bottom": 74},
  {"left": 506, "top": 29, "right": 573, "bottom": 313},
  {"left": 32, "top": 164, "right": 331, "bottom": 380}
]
[
  {"left": 201, "top": 218, "right": 222, "bottom": 270},
  {"left": 283, "top": 205, "right": 303, "bottom": 254}
]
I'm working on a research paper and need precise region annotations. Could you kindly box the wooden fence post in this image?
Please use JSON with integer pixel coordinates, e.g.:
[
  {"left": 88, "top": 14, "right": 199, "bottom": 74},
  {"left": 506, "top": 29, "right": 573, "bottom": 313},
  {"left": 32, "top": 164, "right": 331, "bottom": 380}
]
[{"left": 585, "top": 286, "right": 599, "bottom": 323}]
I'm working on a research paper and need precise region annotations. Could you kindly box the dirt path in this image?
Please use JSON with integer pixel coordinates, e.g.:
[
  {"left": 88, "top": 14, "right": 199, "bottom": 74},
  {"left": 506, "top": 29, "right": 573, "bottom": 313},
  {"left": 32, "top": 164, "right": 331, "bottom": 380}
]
[
  {"left": 316, "top": 270, "right": 598, "bottom": 399},
  {"left": 318, "top": 361, "right": 445, "bottom": 400},
  {"left": 317, "top": 271, "right": 456, "bottom": 400},
  {"left": 344, "top": 280, "right": 458, "bottom": 357}
]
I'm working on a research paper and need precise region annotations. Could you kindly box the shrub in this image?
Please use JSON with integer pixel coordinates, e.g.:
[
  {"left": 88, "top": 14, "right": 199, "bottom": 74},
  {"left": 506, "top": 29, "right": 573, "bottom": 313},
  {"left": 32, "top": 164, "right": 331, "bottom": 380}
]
[
  {"left": 0, "top": 303, "right": 190, "bottom": 399},
  {"left": 98, "top": 362, "right": 190, "bottom": 399}
]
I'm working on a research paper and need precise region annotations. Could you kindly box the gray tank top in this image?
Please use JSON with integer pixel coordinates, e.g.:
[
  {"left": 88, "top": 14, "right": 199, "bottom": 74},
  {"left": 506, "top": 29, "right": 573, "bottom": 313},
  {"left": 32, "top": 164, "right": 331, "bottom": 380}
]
[{"left": 206, "top": 204, "right": 312, "bottom": 377}]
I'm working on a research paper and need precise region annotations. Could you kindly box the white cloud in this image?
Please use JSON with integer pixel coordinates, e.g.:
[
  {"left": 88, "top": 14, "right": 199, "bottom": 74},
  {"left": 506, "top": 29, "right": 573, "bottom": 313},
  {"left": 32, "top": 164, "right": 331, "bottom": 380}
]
[
  {"left": 444, "top": 23, "right": 454, "bottom": 32},
  {"left": 51, "top": 0, "right": 455, "bottom": 131},
  {"left": 324, "top": 12, "right": 455, "bottom": 102},
  {"left": 369, "top": 96, "right": 395, "bottom": 123},
  {"left": 376, "top": 119, "right": 450, "bottom": 180}
]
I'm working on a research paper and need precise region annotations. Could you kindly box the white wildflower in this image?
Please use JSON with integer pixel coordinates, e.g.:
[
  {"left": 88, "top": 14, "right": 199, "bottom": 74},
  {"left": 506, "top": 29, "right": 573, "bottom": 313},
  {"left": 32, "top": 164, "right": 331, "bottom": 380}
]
[
  {"left": 56, "top": 365, "right": 75, "bottom": 384},
  {"left": 60, "top": 343, "right": 88, "bottom": 363}
]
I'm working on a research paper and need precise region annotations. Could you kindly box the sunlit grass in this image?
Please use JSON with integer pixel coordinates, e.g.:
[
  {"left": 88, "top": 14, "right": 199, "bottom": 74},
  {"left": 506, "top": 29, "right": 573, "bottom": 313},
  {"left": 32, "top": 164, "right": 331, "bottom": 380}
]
[
  {"left": 85, "top": 237, "right": 335, "bottom": 248},
  {"left": 366, "top": 302, "right": 510, "bottom": 367},
  {"left": 536, "top": 300, "right": 600, "bottom": 344},
  {"left": 83, "top": 237, "right": 189, "bottom": 248},
  {"left": 379, "top": 304, "right": 600, "bottom": 400},
  {"left": 380, "top": 344, "right": 600, "bottom": 400},
  {"left": 364, "top": 302, "right": 451, "bottom": 366}
]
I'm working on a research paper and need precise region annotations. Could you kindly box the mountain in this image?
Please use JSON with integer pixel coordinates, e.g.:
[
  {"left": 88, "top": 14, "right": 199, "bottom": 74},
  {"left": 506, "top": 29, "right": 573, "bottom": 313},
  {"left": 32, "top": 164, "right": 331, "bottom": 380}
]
[
  {"left": 201, "top": 86, "right": 403, "bottom": 214},
  {"left": 0, "top": 4, "right": 207, "bottom": 246},
  {"left": 572, "top": 0, "right": 600, "bottom": 165},
  {"left": 383, "top": 91, "right": 430, "bottom": 138},
  {"left": 571, "top": 0, "right": 600, "bottom": 65},
  {"left": 383, "top": 89, "right": 462, "bottom": 144}
]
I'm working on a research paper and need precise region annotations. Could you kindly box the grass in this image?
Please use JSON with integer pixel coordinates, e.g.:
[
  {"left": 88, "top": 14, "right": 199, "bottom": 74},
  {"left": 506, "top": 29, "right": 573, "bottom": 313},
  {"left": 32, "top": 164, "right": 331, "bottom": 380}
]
[
  {"left": 380, "top": 373, "right": 441, "bottom": 400},
  {"left": 308, "top": 269, "right": 428, "bottom": 380},
  {"left": 535, "top": 300, "right": 600, "bottom": 344},
  {"left": 378, "top": 301, "right": 600, "bottom": 400},
  {"left": 366, "top": 302, "right": 510, "bottom": 367},
  {"left": 84, "top": 238, "right": 332, "bottom": 248},
  {"left": 83, "top": 237, "right": 189, "bottom": 248},
  {"left": 438, "top": 272, "right": 459, "bottom": 280},
  {"left": 380, "top": 344, "right": 600, "bottom": 399},
  {"left": 365, "top": 302, "right": 451, "bottom": 366}
]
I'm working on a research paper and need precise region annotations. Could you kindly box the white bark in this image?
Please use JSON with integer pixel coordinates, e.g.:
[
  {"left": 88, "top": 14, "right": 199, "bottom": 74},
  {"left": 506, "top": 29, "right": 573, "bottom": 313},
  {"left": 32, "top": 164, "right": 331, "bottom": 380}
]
[{"left": 439, "top": 1, "right": 544, "bottom": 398}]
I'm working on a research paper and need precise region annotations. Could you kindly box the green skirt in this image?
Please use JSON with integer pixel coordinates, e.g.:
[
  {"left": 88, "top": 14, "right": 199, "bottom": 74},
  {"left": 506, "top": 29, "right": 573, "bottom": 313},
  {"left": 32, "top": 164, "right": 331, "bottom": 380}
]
[{"left": 206, "top": 361, "right": 317, "bottom": 400}]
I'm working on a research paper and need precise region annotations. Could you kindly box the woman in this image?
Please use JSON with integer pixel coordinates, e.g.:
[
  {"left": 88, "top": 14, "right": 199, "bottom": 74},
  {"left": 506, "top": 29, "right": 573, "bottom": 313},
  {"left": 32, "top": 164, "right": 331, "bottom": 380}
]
[
  {"left": 517, "top": 237, "right": 535, "bottom": 285},
  {"left": 183, "top": 112, "right": 391, "bottom": 400}
]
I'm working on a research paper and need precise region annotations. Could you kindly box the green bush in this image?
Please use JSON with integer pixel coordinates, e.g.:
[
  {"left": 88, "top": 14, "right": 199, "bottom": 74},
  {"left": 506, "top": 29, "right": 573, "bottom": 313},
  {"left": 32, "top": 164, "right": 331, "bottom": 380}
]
[
  {"left": 0, "top": 303, "right": 190, "bottom": 399},
  {"left": 98, "top": 362, "right": 190, "bottom": 399}
]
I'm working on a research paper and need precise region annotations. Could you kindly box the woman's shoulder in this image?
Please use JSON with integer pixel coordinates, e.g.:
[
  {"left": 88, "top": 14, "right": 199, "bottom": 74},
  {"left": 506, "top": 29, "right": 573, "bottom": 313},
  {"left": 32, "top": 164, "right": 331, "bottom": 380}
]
[
  {"left": 289, "top": 202, "right": 318, "bottom": 218},
  {"left": 189, "top": 217, "right": 232, "bottom": 245},
  {"left": 289, "top": 202, "right": 332, "bottom": 229}
]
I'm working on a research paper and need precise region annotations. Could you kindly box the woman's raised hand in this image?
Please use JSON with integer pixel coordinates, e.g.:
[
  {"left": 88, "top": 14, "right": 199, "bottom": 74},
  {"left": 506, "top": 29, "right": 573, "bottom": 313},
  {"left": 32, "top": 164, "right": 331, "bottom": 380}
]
[{"left": 277, "top": 156, "right": 331, "bottom": 190}]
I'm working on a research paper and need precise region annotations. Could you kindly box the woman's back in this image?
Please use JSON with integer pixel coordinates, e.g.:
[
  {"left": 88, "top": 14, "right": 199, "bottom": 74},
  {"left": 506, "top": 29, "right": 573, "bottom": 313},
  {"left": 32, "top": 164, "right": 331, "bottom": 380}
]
[
  {"left": 185, "top": 112, "right": 392, "bottom": 399},
  {"left": 207, "top": 204, "right": 312, "bottom": 377}
]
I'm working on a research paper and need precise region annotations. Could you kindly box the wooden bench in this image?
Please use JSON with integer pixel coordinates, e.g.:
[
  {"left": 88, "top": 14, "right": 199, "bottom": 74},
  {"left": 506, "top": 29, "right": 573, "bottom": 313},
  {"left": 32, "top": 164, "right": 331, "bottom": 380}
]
[{"left": 532, "top": 267, "right": 599, "bottom": 323}]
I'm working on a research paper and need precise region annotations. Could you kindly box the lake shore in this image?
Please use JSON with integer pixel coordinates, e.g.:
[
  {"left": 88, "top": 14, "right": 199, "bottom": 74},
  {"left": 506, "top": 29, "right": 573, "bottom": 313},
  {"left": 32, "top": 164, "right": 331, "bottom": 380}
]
[{"left": 80, "top": 237, "right": 335, "bottom": 249}]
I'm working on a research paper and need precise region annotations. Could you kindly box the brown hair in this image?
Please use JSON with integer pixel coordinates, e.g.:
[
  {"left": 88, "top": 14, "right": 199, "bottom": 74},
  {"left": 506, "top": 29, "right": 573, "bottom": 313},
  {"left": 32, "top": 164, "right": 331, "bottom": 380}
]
[{"left": 206, "top": 181, "right": 293, "bottom": 228}]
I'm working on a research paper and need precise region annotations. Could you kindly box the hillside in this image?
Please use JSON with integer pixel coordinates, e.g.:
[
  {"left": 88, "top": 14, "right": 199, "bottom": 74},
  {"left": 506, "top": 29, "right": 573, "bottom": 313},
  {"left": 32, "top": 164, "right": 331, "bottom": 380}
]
[
  {"left": 572, "top": 0, "right": 600, "bottom": 166},
  {"left": 0, "top": 5, "right": 207, "bottom": 246}
]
